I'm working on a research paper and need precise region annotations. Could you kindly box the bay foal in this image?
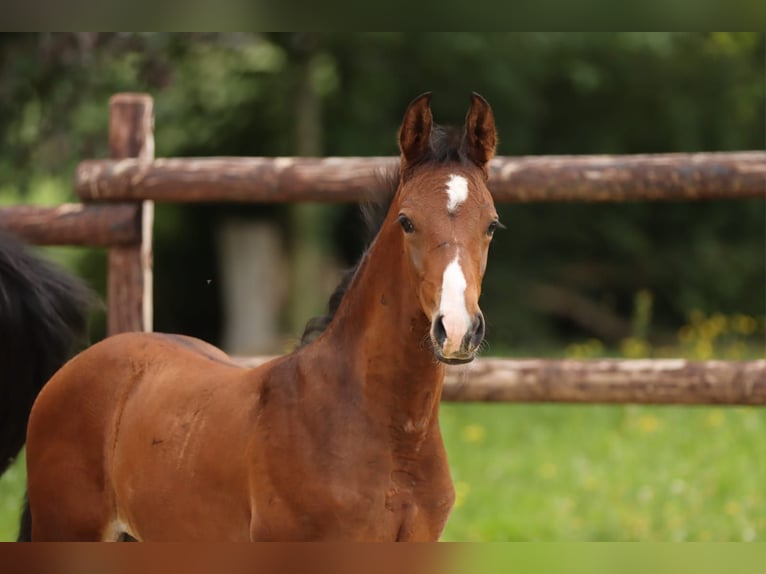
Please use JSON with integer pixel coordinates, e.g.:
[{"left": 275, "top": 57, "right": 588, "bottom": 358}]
[{"left": 22, "top": 92, "right": 500, "bottom": 541}]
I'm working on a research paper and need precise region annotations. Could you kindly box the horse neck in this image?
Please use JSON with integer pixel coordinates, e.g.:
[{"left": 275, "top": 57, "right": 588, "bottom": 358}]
[{"left": 319, "top": 224, "right": 445, "bottom": 433}]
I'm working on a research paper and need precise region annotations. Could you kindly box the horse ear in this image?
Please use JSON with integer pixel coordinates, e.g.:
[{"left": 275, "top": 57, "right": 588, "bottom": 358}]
[
  {"left": 462, "top": 92, "right": 497, "bottom": 175},
  {"left": 398, "top": 92, "right": 433, "bottom": 173}
]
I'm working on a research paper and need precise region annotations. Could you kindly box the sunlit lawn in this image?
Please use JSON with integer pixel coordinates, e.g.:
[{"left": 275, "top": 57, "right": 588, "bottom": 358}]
[
  {"left": 1, "top": 403, "right": 763, "bottom": 541},
  {"left": 439, "top": 403, "right": 765, "bottom": 541}
]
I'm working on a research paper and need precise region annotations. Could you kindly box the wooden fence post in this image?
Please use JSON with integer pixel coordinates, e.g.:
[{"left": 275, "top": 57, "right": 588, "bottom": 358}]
[{"left": 107, "top": 93, "right": 154, "bottom": 334}]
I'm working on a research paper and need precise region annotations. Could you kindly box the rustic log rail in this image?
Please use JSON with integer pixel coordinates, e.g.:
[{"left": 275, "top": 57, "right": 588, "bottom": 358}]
[
  {"left": 234, "top": 356, "right": 766, "bottom": 405},
  {"left": 0, "top": 203, "right": 141, "bottom": 247},
  {"left": 76, "top": 152, "right": 766, "bottom": 204}
]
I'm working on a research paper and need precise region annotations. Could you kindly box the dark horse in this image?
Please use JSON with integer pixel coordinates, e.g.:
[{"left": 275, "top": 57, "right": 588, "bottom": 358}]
[
  {"left": 0, "top": 231, "right": 93, "bottom": 539},
  {"left": 6, "top": 92, "right": 500, "bottom": 541}
]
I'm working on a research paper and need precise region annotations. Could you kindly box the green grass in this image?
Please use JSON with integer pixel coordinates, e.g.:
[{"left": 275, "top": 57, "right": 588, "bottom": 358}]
[
  {"left": 0, "top": 452, "right": 25, "bottom": 541},
  {"left": 2, "top": 404, "right": 763, "bottom": 541},
  {"left": 439, "top": 403, "right": 765, "bottom": 541}
]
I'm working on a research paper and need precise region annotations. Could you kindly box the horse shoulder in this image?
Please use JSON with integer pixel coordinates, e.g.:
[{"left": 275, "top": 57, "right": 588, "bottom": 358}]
[{"left": 245, "top": 353, "right": 390, "bottom": 539}]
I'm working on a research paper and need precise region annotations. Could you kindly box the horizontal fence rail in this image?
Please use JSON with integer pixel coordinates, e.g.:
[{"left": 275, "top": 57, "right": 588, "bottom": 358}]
[
  {"left": 0, "top": 203, "right": 142, "bottom": 247},
  {"left": 234, "top": 356, "right": 766, "bottom": 405},
  {"left": 76, "top": 152, "right": 766, "bottom": 204}
]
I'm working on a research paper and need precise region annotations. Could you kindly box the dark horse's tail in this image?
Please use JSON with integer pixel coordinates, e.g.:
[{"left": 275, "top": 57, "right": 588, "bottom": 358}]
[{"left": 0, "top": 230, "right": 93, "bottom": 540}]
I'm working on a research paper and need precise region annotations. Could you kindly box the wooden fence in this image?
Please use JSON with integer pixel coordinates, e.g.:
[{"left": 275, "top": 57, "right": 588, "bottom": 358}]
[{"left": 2, "top": 92, "right": 765, "bottom": 405}]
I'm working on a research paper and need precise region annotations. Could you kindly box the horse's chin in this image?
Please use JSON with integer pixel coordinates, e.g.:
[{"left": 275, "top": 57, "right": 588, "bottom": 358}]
[{"left": 433, "top": 350, "right": 476, "bottom": 365}]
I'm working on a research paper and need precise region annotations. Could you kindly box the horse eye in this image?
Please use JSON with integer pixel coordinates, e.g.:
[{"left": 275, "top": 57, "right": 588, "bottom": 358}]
[
  {"left": 398, "top": 215, "right": 415, "bottom": 234},
  {"left": 487, "top": 220, "right": 505, "bottom": 236}
]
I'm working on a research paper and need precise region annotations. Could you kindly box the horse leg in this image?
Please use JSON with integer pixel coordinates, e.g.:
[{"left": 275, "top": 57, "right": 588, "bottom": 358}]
[
  {"left": 27, "top": 451, "right": 114, "bottom": 541},
  {"left": 25, "top": 362, "right": 120, "bottom": 541}
]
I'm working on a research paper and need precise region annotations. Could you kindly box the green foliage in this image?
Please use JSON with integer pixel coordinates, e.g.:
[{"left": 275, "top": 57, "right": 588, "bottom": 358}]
[{"left": 566, "top": 303, "right": 765, "bottom": 360}]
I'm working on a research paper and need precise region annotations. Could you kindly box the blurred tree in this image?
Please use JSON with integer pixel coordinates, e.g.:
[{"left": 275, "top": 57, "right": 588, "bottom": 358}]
[{"left": 281, "top": 32, "right": 339, "bottom": 336}]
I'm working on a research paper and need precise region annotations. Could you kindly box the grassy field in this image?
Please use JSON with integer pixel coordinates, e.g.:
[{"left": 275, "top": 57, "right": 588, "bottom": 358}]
[
  {"left": 439, "top": 403, "right": 764, "bottom": 541},
  {"left": 1, "top": 403, "right": 763, "bottom": 541}
]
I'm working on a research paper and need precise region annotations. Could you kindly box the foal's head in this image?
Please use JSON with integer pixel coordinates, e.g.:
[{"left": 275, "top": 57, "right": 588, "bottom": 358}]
[{"left": 390, "top": 92, "right": 500, "bottom": 365}]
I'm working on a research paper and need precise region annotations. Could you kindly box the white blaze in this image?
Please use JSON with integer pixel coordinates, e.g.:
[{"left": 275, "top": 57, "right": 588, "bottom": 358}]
[
  {"left": 439, "top": 255, "right": 470, "bottom": 354},
  {"left": 445, "top": 174, "right": 469, "bottom": 213}
]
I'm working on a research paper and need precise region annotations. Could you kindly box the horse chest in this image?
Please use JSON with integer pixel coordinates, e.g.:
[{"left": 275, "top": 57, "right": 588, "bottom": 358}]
[
  {"left": 305, "top": 470, "right": 451, "bottom": 541},
  {"left": 252, "top": 437, "right": 453, "bottom": 541},
  {"left": 324, "top": 449, "right": 454, "bottom": 540},
  {"left": 252, "top": 377, "right": 454, "bottom": 540},
  {"left": 382, "top": 485, "right": 449, "bottom": 541},
  {"left": 384, "top": 458, "right": 455, "bottom": 540}
]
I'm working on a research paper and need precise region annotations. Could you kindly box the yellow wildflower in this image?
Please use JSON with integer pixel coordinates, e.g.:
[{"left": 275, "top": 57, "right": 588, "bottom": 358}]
[
  {"left": 621, "top": 337, "right": 650, "bottom": 358},
  {"left": 695, "top": 339, "right": 713, "bottom": 360},
  {"left": 705, "top": 410, "right": 726, "bottom": 428},
  {"left": 461, "top": 424, "right": 486, "bottom": 444},
  {"left": 733, "top": 314, "right": 757, "bottom": 336},
  {"left": 454, "top": 480, "right": 470, "bottom": 508},
  {"left": 637, "top": 415, "right": 661, "bottom": 433}
]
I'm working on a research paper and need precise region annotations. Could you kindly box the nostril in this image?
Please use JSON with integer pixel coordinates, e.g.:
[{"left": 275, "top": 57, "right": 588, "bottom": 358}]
[
  {"left": 470, "top": 313, "right": 485, "bottom": 349},
  {"left": 432, "top": 314, "right": 447, "bottom": 347}
]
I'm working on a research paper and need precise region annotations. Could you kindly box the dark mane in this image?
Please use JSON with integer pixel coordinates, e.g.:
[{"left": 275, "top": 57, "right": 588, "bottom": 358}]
[
  {"left": 298, "top": 168, "right": 397, "bottom": 347},
  {"left": 298, "top": 124, "right": 466, "bottom": 347},
  {"left": 0, "top": 231, "right": 94, "bottom": 474}
]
